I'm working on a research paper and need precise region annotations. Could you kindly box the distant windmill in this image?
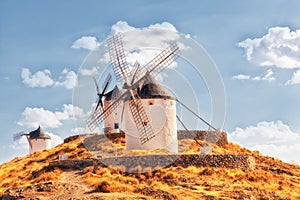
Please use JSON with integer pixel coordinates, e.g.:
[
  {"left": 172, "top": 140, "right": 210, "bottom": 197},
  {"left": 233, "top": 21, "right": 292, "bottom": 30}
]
[
  {"left": 87, "top": 33, "right": 180, "bottom": 152},
  {"left": 14, "top": 126, "right": 51, "bottom": 154}
]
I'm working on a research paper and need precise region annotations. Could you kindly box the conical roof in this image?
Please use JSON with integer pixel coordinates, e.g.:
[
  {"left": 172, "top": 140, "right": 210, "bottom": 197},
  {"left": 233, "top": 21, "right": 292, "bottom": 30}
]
[
  {"left": 138, "top": 81, "right": 175, "bottom": 99},
  {"left": 29, "top": 126, "right": 51, "bottom": 139}
]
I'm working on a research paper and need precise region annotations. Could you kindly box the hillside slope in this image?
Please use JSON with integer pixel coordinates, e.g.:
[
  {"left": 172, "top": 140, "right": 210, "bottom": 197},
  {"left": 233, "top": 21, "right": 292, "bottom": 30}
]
[{"left": 1, "top": 134, "right": 299, "bottom": 199}]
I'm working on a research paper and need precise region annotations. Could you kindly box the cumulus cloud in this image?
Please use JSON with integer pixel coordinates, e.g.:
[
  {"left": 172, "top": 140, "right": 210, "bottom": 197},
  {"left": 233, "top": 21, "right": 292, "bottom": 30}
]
[
  {"left": 21, "top": 68, "right": 77, "bottom": 89},
  {"left": 79, "top": 67, "right": 98, "bottom": 76},
  {"left": 286, "top": 69, "right": 300, "bottom": 85},
  {"left": 229, "top": 121, "right": 300, "bottom": 164},
  {"left": 232, "top": 74, "right": 251, "bottom": 80},
  {"left": 238, "top": 27, "right": 300, "bottom": 69},
  {"left": 47, "top": 132, "right": 63, "bottom": 147},
  {"left": 55, "top": 68, "right": 77, "bottom": 89},
  {"left": 18, "top": 104, "right": 86, "bottom": 129},
  {"left": 111, "top": 21, "right": 135, "bottom": 34},
  {"left": 18, "top": 107, "right": 63, "bottom": 128},
  {"left": 71, "top": 36, "right": 100, "bottom": 50},
  {"left": 71, "top": 127, "right": 86, "bottom": 134},
  {"left": 238, "top": 27, "right": 300, "bottom": 85},
  {"left": 232, "top": 69, "right": 275, "bottom": 82},
  {"left": 21, "top": 68, "right": 54, "bottom": 87},
  {"left": 99, "top": 21, "right": 182, "bottom": 69}
]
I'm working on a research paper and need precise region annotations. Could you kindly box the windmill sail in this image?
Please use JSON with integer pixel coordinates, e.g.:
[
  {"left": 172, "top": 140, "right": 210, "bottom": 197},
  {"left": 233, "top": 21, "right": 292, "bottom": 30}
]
[
  {"left": 133, "top": 43, "right": 180, "bottom": 84},
  {"left": 107, "top": 33, "right": 131, "bottom": 83},
  {"left": 13, "top": 131, "right": 26, "bottom": 141},
  {"left": 129, "top": 97, "right": 155, "bottom": 144},
  {"left": 87, "top": 87, "right": 124, "bottom": 131}
]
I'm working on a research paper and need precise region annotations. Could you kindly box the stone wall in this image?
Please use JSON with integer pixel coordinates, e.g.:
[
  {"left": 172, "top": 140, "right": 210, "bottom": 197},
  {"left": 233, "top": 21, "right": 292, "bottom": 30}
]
[
  {"left": 49, "top": 159, "right": 94, "bottom": 170},
  {"left": 49, "top": 154, "right": 255, "bottom": 172},
  {"left": 177, "top": 130, "right": 228, "bottom": 147},
  {"left": 64, "top": 130, "right": 228, "bottom": 147}
]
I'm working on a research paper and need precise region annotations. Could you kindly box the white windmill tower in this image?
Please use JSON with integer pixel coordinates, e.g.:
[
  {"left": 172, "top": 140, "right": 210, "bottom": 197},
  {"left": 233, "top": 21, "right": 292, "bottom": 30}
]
[
  {"left": 92, "top": 75, "right": 123, "bottom": 134},
  {"left": 87, "top": 33, "right": 180, "bottom": 152},
  {"left": 124, "top": 77, "right": 178, "bottom": 152},
  {"left": 14, "top": 126, "right": 51, "bottom": 154}
]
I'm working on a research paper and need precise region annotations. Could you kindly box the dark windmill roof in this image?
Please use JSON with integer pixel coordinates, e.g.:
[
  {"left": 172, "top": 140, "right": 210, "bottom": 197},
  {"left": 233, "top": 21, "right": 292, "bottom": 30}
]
[
  {"left": 29, "top": 126, "right": 51, "bottom": 139},
  {"left": 105, "top": 86, "right": 120, "bottom": 101},
  {"left": 138, "top": 80, "right": 175, "bottom": 100}
]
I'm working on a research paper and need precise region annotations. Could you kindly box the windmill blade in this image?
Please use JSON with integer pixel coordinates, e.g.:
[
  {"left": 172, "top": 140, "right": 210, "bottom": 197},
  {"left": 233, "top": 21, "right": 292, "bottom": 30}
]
[
  {"left": 13, "top": 131, "right": 26, "bottom": 141},
  {"left": 107, "top": 33, "right": 131, "bottom": 84},
  {"left": 87, "top": 87, "right": 125, "bottom": 131},
  {"left": 128, "top": 96, "right": 155, "bottom": 144},
  {"left": 102, "top": 73, "right": 112, "bottom": 89},
  {"left": 93, "top": 77, "right": 101, "bottom": 95},
  {"left": 93, "top": 77, "right": 103, "bottom": 111},
  {"left": 102, "top": 75, "right": 112, "bottom": 95},
  {"left": 94, "top": 75, "right": 112, "bottom": 110},
  {"left": 130, "top": 61, "right": 141, "bottom": 85},
  {"left": 133, "top": 43, "right": 180, "bottom": 85}
]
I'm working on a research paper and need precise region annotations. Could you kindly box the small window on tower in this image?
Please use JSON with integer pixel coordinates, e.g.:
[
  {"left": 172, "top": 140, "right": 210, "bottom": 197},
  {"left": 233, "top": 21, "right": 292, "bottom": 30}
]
[{"left": 149, "top": 100, "right": 154, "bottom": 105}]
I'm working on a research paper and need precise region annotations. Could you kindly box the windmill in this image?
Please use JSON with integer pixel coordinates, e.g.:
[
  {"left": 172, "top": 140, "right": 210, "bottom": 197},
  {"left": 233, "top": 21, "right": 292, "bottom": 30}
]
[
  {"left": 13, "top": 126, "right": 51, "bottom": 154},
  {"left": 87, "top": 33, "right": 180, "bottom": 152}
]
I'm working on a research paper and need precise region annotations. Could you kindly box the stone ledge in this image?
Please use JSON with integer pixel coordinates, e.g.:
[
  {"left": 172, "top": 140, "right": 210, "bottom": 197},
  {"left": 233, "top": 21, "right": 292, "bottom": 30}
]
[
  {"left": 64, "top": 130, "right": 228, "bottom": 147},
  {"left": 49, "top": 154, "right": 255, "bottom": 172}
]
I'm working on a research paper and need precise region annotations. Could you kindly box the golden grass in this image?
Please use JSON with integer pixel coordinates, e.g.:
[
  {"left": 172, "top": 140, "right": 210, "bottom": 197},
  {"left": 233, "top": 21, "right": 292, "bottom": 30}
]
[
  {"left": 0, "top": 137, "right": 92, "bottom": 193},
  {"left": 81, "top": 139, "right": 300, "bottom": 199},
  {"left": 1, "top": 134, "right": 300, "bottom": 199}
]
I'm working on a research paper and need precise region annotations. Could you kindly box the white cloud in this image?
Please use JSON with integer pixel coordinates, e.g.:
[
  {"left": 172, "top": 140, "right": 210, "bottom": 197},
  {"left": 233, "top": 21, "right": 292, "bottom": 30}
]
[
  {"left": 79, "top": 67, "right": 98, "bottom": 76},
  {"left": 18, "top": 107, "right": 63, "bottom": 128},
  {"left": 286, "top": 69, "right": 300, "bottom": 85},
  {"left": 21, "top": 68, "right": 77, "bottom": 89},
  {"left": 232, "top": 74, "right": 251, "bottom": 80},
  {"left": 55, "top": 69, "right": 77, "bottom": 89},
  {"left": 10, "top": 135, "right": 28, "bottom": 150},
  {"left": 71, "top": 36, "right": 100, "bottom": 50},
  {"left": 232, "top": 69, "right": 275, "bottom": 82},
  {"left": 111, "top": 21, "right": 135, "bottom": 34},
  {"left": 18, "top": 104, "right": 86, "bottom": 129},
  {"left": 21, "top": 68, "right": 54, "bottom": 88},
  {"left": 229, "top": 121, "right": 300, "bottom": 164},
  {"left": 148, "top": 22, "right": 178, "bottom": 32},
  {"left": 238, "top": 27, "right": 300, "bottom": 69},
  {"left": 262, "top": 69, "right": 275, "bottom": 81},
  {"left": 71, "top": 127, "right": 86, "bottom": 134},
  {"left": 47, "top": 132, "right": 63, "bottom": 147}
]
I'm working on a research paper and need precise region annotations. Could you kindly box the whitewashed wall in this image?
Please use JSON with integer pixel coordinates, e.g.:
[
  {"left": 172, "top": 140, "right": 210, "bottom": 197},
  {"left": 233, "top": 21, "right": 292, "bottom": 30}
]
[
  {"left": 29, "top": 138, "right": 51, "bottom": 154},
  {"left": 103, "top": 100, "right": 124, "bottom": 133},
  {"left": 124, "top": 98, "right": 178, "bottom": 152}
]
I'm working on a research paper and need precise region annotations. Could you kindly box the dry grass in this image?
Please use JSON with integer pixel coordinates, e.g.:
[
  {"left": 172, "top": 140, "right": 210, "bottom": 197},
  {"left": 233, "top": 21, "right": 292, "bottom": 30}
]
[
  {"left": 81, "top": 138, "right": 300, "bottom": 199},
  {"left": 0, "top": 137, "right": 92, "bottom": 193},
  {"left": 1, "top": 134, "right": 300, "bottom": 199}
]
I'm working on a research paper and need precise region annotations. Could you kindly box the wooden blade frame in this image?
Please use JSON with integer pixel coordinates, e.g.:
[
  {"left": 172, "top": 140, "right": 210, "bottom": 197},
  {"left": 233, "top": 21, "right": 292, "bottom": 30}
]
[
  {"left": 13, "top": 131, "right": 26, "bottom": 141},
  {"left": 107, "top": 33, "right": 155, "bottom": 144},
  {"left": 87, "top": 88, "right": 123, "bottom": 131},
  {"left": 107, "top": 33, "right": 131, "bottom": 83},
  {"left": 129, "top": 95, "right": 155, "bottom": 144},
  {"left": 133, "top": 43, "right": 180, "bottom": 84}
]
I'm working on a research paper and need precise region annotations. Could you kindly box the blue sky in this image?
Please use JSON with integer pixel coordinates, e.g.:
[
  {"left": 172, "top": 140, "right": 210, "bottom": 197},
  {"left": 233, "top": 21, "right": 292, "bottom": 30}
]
[{"left": 1, "top": 0, "right": 300, "bottom": 164}]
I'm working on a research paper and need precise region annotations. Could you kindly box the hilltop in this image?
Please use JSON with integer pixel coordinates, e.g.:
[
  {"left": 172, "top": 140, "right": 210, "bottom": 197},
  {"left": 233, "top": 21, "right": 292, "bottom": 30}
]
[{"left": 0, "top": 131, "right": 300, "bottom": 199}]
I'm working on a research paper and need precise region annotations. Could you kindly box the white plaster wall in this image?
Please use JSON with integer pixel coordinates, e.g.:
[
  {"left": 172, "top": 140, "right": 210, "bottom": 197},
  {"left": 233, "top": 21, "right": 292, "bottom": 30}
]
[
  {"left": 103, "top": 100, "right": 124, "bottom": 133},
  {"left": 29, "top": 138, "right": 51, "bottom": 154},
  {"left": 125, "top": 98, "right": 178, "bottom": 152}
]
